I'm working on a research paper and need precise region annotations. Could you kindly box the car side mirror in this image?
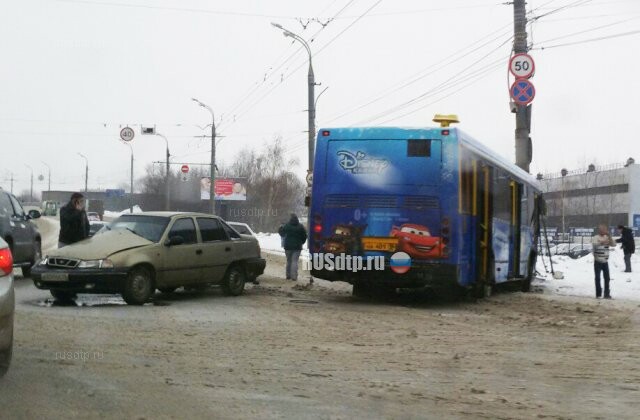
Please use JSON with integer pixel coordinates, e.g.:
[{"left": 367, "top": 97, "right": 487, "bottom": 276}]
[
  {"left": 165, "top": 235, "right": 185, "bottom": 247},
  {"left": 28, "top": 209, "right": 41, "bottom": 219}
]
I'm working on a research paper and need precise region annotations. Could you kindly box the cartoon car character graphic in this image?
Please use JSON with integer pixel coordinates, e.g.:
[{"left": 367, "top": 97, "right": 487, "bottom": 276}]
[
  {"left": 323, "top": 224, "right": 366, "bottom": 255},
  {"left": 390, "top": 223, "right": 444, "bottom": 259}
]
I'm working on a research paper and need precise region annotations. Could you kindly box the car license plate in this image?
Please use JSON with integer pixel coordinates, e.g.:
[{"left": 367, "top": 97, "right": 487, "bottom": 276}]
[
  {"left": 362, "top": 237, "right": 398, "bottom": 252},
  {"left": 42, "top": 272, "right": 69, "bottom": 282}
]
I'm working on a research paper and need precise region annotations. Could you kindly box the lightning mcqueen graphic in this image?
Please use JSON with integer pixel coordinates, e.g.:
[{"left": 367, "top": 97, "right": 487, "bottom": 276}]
[{"left": 390, "top": 223, "right": 445, "bottom": 259}]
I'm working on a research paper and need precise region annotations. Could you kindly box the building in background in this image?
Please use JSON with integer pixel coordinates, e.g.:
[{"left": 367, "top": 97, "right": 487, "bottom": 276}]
[{"left": 538, "top": 158, "right": 640, "bottom": 237}]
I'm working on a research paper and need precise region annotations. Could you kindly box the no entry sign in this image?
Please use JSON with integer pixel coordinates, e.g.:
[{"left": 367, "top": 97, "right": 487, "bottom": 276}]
[{"left": 181, "top": 165, "right": 189, "bottom": 174}]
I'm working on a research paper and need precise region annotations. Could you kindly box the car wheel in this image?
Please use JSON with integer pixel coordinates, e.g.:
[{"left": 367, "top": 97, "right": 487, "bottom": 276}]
[
  {"left": 123, "top": 266, "right": 154, "bottom": 305},
  {"left": 222, "top": 265, "right": 246, "bottom": 296},
  {"left": 0, "top": 327, "right": 13, "bottom": 377},
  {"left": 22, "top": 240, "right": 42, "bottom": 278},
  {"left": 158, "top": 287, "right": 177, "bottom": 294},
  {"left": 50, "top": 289, "right": 77, "bottom": 302}
]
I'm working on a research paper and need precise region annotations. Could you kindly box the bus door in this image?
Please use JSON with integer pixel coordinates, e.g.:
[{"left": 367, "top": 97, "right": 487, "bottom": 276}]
[
  {"left": 510, "top": 181, "right": 522, "bottom": 278},
  {"left": 476, "top": 164, "right": 492, "bottom": 286}
]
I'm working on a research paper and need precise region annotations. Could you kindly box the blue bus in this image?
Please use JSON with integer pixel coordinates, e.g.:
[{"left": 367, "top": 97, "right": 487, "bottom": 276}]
[{"left": 308, "top": 115, "right": 543, "bottom": 297}]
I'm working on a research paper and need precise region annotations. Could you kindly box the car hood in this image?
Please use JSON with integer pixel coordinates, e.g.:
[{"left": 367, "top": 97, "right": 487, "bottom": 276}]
[{"left": 47, "top": 230, "right": 154, "bottom": 260}]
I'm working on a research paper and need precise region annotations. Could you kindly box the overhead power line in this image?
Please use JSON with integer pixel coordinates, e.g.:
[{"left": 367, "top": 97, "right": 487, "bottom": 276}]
[
  {"left": 218, "top": 0, "right": 382, "bottom": 133},
  {"left": 533, "top": 28, "right": 640, "bottom": 49},
  {"left": 216, "top": 0, "right": 359, "bottom": 133},
  {"left": 323, "top": 23, "right": 514, "bottom": 124}
]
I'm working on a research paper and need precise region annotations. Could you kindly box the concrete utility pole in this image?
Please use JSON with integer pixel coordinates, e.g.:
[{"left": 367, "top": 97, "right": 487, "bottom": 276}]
[
  {"left": 78, "top": 153, "right": 88, "bottom": 192},
  {"left": 41, "top": 161, "right": 51, "bottom": 191},
  {"left": 155, "top": 133, "right": 171, "bottom": 211},
  {"left": 25, "top": 164, "right": 33, "bottom": 202},
  {"left": 513, "top": 0, "right": 531, "bottom": 172},
  {"left": 192, "top": 98, "right": 216, "bottom": 215}
]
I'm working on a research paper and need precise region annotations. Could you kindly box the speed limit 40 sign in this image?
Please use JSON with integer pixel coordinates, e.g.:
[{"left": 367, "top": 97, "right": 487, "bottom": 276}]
[
  {"left": 509, "top": 53, "right": 535, "bottom": 79},
  {"left": 120, "top": 126, "right": 135, "bottom": 142}
]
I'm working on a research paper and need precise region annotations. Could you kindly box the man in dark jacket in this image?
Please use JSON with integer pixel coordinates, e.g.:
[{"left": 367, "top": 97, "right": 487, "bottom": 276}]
[
  {"left": 278, "top": 213, "right": 307, "bottom": 281},
  {"left": 58, "top": 192, "right": 90, "bottom": 248},
  {"left": 616, "top": 225, "right": 635, "bottom": 272}
]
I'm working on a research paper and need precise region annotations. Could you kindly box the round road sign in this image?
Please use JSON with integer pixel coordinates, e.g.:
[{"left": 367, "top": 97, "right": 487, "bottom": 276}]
[
  {"left": 509, "top": 53, "right": 535, "bottom": 79},
  {"left": 181, "top": 164, "right": 190, "bottom": 174},
  {"left": 510, "top": 79, "right": 536, "bottom": 106},
  {"left": 120, "top": 126, "right": 135, "bottom": 142}
]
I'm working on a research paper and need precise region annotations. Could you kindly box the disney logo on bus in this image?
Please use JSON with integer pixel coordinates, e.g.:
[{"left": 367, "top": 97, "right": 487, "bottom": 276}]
[{"left": 337, "top": 151, "right": 389, "bottom": 174}]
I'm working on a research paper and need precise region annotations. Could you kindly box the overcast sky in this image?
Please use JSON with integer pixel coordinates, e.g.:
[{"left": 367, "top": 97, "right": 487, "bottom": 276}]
[{"left": 1, "top": 0, "right": 639, "bottom": 198}]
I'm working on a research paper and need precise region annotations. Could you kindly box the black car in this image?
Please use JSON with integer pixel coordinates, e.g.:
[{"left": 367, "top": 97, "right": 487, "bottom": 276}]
[{"left": 0, "top": 189, "right": 42, "bottom": 277}]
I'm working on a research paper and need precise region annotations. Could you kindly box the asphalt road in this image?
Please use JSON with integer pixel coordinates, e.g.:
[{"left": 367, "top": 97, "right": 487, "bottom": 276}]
[{"left": 1, "top": 218, "right": 640, "bottom": 419}]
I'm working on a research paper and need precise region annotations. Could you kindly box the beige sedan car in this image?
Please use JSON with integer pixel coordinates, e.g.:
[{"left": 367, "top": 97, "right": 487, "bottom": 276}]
[{"left": 31, "top": 212, "right": 266, "bottom": 305}]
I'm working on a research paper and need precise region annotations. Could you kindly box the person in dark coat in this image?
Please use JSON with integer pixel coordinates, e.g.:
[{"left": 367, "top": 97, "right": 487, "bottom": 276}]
[
  {"left": 278, "top": 213, "right": 307, "bottom": 281},
  {"left": 616, "top": 225, "right": 635, "bottom": 272},
  {"left": 58, "top": 192, "right": 90, "bottom": 248}
]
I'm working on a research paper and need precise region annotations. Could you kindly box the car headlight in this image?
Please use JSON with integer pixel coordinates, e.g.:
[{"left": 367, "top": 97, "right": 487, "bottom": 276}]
[
  {"left": 39, "top": 257, "right": 48, "bottom": 266},
  {"left": 77, "top": 259, "right": 114, "bottom": 269}
]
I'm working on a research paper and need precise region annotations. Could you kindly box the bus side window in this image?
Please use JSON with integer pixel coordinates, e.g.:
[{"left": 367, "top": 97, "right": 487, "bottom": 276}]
[{"left": 459, "top": 151, "right": 474, "bottom": 214}]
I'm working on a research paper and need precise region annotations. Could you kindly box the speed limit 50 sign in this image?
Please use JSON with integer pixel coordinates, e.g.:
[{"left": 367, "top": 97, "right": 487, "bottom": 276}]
[{"left": 509, "top": 53, "right": 535, "bottom": 79}]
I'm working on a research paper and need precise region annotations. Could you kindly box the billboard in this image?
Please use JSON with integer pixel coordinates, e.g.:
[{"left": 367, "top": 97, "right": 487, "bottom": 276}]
[{"left": 200, "top": 178, "right": 247, "bottom": 201}]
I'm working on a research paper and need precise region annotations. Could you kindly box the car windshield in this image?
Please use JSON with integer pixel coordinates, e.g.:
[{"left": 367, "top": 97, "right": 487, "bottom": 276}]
[{"left": 109, "top": 215, "right": 169, "bottom": 243}]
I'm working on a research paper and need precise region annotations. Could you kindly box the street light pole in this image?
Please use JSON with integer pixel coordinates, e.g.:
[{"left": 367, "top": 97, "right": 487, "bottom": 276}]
[
  {"left": 25, "top": 164, "right": 33, "bottom": 202},
  {"left": 192, "top": 98, "right": 216, "bottom": 215},
  {"left": 155, "top": 133, "right": 171, "bottom": 211},
  {"left": 122, "top": 142, "right": 134, "bottom": 213},
  {"left": 271, "top": 22, "right": 316, "bottom": 173},
  {"left": 78, "top": 153, "right": 88, "bottom": 192},
  {"left": 41, "top": 161, "right": 51, "bottom": 191},
  {"left": 561, "top": 168, "right": 568, "bottom": 240}
]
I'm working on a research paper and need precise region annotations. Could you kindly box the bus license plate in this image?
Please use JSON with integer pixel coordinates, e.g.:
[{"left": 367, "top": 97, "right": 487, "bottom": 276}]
[
  {"left": 42, "top": 272, "right": 69, "bottom": 282},
  {"left": 362, "top": 237, "right": 398, "bottom": 252}
]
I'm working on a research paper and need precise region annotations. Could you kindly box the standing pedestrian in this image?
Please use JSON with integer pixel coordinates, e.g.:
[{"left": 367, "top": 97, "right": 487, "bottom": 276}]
[
  {"left": 58, "top": 192, "right": 90, "bottom": 248},
  {"left": 616, "top": 224, "right": 635, "bottom": 272},
  {"left": 592, "top": 224, "right": 616, "bottom": 299},
  {"left": 278, "top": 213, "right": 307, "bottom": 281}
]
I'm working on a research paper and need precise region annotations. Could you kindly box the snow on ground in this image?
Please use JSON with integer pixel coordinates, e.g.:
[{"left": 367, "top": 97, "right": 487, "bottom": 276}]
[
  {"left": 258, "top": 232, "right": 640, "bottom": 302},
  {"left": 256, "top": 232, "right": 309, "bottom": 258},
  {"left": 536, "top": 247, "right": 640, "bottom": 302},
  {"left": 103, "top": 205, "right": 143, "bottom": 219}
]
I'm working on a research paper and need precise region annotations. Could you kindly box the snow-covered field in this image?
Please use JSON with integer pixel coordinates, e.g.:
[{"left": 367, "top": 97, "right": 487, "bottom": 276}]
[{"left": 536, "top": 247, "right": 640, "bottom": 302}]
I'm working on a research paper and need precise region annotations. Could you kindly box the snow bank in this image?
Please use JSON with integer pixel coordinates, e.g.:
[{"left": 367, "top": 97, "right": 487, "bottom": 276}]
[
  {"left": 536, "top": 247, "right": 640, "bottom": 302},
  {"left": 256, "top": 232, "right": 309, "bottom": 258},
  {"left": 103, "top": 205, "right": 143, "bottom": 219},
  {"left": 257, "top": 232, "right": 640, "bottom": 301}
]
